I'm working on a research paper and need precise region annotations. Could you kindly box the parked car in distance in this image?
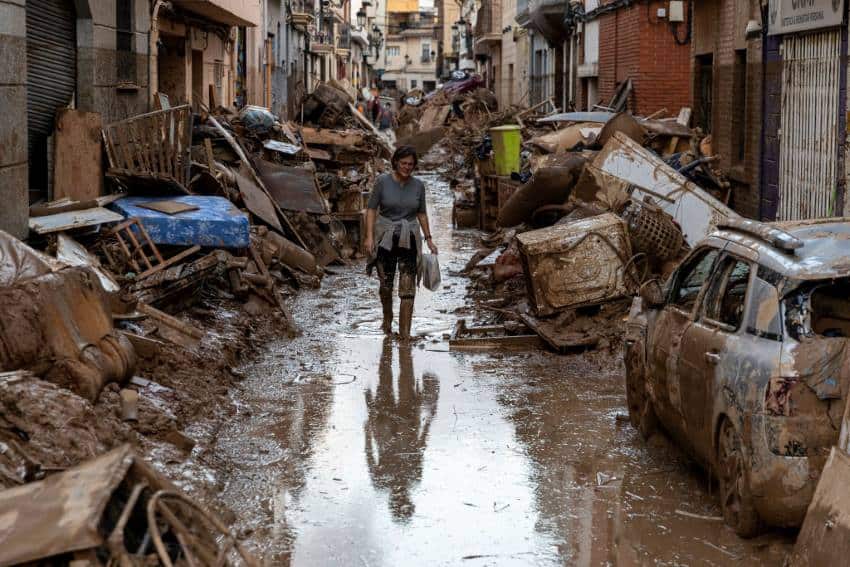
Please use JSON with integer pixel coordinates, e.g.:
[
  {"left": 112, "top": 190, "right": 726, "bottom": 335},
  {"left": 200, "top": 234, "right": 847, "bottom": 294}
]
[{"left": 624, "top": 217, "right": 850, "bottom": 536}]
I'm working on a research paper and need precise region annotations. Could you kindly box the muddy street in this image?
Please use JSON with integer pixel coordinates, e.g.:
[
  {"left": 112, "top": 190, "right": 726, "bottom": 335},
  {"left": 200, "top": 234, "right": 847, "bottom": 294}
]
[{"left": 164, "top": 174, "right": 791, "bottom": 565}]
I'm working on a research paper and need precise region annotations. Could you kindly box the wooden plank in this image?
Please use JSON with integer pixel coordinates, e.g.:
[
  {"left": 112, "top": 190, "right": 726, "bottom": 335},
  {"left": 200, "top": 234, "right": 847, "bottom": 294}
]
[
  {"left": 54, "top": 109, "right": 104, "bottom": 201},
  {"left": 300, "top": 126, "right": 365, "bottom": 147},
  {"left": 519, "top": 313, "right": 599, "bottom": 353},
  {"left": 28, "top": 207, "right": 123, "bottom": 234},
  {"left": 664, "top": 107, "right": 692, "bottom": 155},
  {"left": 204, "top": 138, "right": 216, "bottom": 170},
  {"left": 137, "top": 244, "right": 201, "bottom": 280},
  {"left": 137, "top": 302, "right": 204, "bottom": 340},
  {"left": 450, "top": 334, "right": 543, "bottom": 350},
  {"left": 120, "top": 331, "right": 165, "bottom": 358},
  {"left": 115, "top": 125, "right": 137, "bottom": 174},
  {"left": 136, "top": 200, "right": 199, "bottom": 215},
  {"left": 235, "top": 167, "right": 284, "bottom": 232}
]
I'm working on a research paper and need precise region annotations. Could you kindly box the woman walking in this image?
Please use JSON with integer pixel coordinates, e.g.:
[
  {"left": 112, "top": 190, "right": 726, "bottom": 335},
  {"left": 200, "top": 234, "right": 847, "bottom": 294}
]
[{"left": 364, "top": 146, "right": 439, "bottom": 340}]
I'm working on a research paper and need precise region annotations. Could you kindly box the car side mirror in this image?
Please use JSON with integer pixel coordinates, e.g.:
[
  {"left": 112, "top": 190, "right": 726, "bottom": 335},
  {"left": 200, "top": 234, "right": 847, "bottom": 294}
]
[{"left": 639, "top": 280, "right": 665, "bottom": 308}]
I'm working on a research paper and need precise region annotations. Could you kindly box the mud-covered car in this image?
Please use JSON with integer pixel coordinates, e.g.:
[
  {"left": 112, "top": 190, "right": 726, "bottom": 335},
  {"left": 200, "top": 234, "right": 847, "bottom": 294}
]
[{"left": 625, "top": 218, "right": 850, "bottom": 536}]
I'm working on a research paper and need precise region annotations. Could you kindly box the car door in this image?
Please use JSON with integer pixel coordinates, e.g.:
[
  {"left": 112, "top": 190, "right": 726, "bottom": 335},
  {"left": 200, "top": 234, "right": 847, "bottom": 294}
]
[
  {"left": 678, "top": 253, "right": 753, "bottom": 460},
  {"left": 648, "top": 247, "right": 722, "bottom": 437}
]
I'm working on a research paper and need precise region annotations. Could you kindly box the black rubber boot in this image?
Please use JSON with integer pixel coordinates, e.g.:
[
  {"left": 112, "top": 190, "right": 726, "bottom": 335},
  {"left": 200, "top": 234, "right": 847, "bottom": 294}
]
[
  {"left": 399, "top": 298, "right": 414, "bottom": 340},
  {"left": 380, "top": 289, "right": 393, "bottom": 335}
]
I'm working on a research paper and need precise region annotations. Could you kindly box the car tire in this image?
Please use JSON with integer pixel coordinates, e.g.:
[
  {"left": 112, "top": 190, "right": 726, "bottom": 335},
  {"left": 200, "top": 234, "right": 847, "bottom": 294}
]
[
  {"left": 625, "top": 340, "right": 658, "bottom": 439},
  {"left": 717, "top": 418, "right": 762, "bottom": 538}
]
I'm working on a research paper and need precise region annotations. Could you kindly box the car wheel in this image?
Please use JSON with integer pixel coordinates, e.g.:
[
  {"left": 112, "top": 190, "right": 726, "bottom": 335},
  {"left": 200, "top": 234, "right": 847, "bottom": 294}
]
[
  {"left": 717, "top": 418, "right": 762, "bottom": 537},
  {"left": 625, "top": 341, "right": 657, "bottom": 439}
]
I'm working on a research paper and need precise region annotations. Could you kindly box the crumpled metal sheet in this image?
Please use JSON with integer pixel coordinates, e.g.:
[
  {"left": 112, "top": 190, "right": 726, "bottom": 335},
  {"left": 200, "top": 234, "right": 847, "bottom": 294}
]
[
  {"left": 255, "top": 160, "right": 329, "bottom": 215},
  {"left": 0, "top": 445, "right": 134, "bottom": 566},
  {"left": 593, "top": 132, "right": 737, "bottom": 246},
  {"left": 0, "top": 229, "right": 60, "bottom": 286}
]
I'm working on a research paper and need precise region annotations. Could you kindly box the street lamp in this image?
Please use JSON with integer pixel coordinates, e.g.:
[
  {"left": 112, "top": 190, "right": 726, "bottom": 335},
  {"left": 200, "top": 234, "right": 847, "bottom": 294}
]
[{"left": 356, "top": 8, "right": 366, "bottom": 27}]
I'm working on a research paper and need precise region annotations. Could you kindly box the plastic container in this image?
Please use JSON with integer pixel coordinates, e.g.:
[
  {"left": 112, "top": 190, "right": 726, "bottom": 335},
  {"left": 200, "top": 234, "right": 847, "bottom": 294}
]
[{"left": 489, "top": 125, "right": 522, "bottom": 175}]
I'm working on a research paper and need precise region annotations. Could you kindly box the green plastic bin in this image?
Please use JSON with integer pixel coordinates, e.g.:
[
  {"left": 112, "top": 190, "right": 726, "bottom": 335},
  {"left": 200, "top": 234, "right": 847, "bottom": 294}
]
[{"left": 490, "top": 125, "right": 522, "bottom": 175}]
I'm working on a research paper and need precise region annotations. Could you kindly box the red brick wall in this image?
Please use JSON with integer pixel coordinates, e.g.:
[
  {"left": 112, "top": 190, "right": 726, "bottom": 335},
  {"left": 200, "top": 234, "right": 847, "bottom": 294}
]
[{"left": 597, "top": 2, "right": 691, "bottom": 116}]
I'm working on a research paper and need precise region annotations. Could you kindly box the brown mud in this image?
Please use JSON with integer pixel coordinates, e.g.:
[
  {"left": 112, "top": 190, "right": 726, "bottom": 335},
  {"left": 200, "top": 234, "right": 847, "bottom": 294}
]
[{"left": 152, "top": 172, "right": 795, "bottom": 565}]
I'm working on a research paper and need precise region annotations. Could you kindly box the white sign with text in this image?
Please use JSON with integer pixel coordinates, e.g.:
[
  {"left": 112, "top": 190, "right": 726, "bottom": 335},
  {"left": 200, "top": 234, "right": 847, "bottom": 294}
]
[{"left": 768, "top": 0, "right": 845, "bottom": 35}]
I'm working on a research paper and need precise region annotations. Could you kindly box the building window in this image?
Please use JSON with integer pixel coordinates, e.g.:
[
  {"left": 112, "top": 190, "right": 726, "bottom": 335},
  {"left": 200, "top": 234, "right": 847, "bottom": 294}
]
[
  {"left": 117, "top": 0, "right": 135, "bottom": 83},
  {"left": 387, "top": 46, "right": 401, "bottom": 57},
  {"left": 411, "top": 79, "right": 417, "bottom": 88},
  {"left": 421, "top": 42, "right": 431, "bottom": 62},
  {"left": 732, "top": 49, "right": 748, "bottom": 164}
]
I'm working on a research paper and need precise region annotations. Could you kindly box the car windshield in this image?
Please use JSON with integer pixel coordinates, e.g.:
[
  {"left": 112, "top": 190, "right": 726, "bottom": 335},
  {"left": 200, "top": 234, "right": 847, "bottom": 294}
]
[{"left": 785, "top": 278, "right": 850, "bottom": 340}]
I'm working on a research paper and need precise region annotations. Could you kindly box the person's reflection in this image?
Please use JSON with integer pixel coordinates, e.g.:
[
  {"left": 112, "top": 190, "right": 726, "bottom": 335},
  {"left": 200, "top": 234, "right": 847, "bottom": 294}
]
[{"left": 364, "top": 339, "right": 439, "bottom": 522}]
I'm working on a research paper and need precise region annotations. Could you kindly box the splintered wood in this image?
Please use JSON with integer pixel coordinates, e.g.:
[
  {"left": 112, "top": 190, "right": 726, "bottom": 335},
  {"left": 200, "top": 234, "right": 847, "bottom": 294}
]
[
  {"left": 103, "top": 105, "right": 193, "bottom": 189},
  {"left": 110, "top": 218, "right": 201, "bottom": 280}
]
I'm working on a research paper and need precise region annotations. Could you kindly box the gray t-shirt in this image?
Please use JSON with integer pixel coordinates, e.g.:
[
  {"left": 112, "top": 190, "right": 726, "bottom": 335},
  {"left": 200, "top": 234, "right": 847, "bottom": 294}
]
[{"left": 367, "top": 173, "right": 427, "bottom": 221}]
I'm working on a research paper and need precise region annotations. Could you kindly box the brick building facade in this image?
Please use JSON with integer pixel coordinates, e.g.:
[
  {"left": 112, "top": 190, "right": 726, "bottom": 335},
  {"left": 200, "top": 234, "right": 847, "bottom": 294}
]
[
  {"left": 596, "top": 2, "right": 691, "bottom": 115},
  {"left": 692, "top": 0, "right": 763, "bottom": 219}
]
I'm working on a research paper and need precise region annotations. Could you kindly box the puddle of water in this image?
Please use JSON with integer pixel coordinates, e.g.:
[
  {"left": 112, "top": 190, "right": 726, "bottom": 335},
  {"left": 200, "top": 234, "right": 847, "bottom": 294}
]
[{"left": 186, "top": 173, "right": 793, "bottom": 566}]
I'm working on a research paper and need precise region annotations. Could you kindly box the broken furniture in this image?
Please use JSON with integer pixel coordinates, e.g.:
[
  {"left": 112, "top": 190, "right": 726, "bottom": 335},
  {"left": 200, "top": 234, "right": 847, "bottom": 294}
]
[
  {"left": 53, "top": 108, "right": 104, "bottom": 201},
  {"left": 497, "top": 156, "right": 586, "bottom": 228},
  {"left": 28, "top": 207, "right": 124, "bottom": 235},
  {"left": 593, "top": 132, "right": 736, "bottom": 246},
  {"left": 0, "top": 230, "right": 136, "bottom": 401},
  {"left": 0, "top": 445, "right": 257, "bottom": 566},
  {"left": 519, "top": 312, "right": 601, "bottom": 353},
  {"left": 478, "top": 175, "right": 520, "bottom": 231},
  {"left": 449, "top": 319, "right": 543, "bottom": 350},
  {"left": 56, "top": 233, "right": 121, "bottom": 293},
  {"left": 103, "top": 105, "right": 193, "bottom": 194},
  {"left": 516, "top": 213, "right": 635, "bottom": 316},
  {"left": 109, "top": 218, "right": 202, "bottom": 280},
  {"left": 110, "top": 196, "right": 250, "bottom": 248}
]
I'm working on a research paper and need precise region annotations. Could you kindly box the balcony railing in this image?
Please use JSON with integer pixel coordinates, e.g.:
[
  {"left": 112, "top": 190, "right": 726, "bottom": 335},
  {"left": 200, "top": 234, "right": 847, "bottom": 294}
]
[
  {"left": 310, "top": 31, "right": 334, "bottom": 53},
  {"left": 338, "top": 24, "right": 351, "bottom": 50}
]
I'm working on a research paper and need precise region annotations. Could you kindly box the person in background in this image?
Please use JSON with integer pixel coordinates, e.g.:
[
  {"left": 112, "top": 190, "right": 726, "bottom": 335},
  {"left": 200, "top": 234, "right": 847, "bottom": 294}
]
[
  {"left": 364, "top": 146, "right": 439, "bottom": 340},
  {"left": 355, "top": 95, "right": 367, "bottom": 117},
  {"left": 370, "top": 92, "right": 382, "bottom": 124},
  {"left": 378, "top": 102, "right": 394, "bottom": 131}
]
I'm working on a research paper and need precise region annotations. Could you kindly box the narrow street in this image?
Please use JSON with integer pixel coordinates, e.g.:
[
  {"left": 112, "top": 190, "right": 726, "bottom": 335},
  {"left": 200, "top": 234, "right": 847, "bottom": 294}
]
[
  {"left": 4, "top": 0, "right": 850, "bottom": 562},
  {"left": 171, "top": 173, "right": 792, "bottom": 565}
]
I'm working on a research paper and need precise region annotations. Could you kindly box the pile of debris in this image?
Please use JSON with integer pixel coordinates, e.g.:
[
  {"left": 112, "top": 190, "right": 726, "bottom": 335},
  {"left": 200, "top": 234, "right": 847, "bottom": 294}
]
[
  {"left": 0, "top": 81, "right": 392, "bottom": 557},
  {"left": 448, "top": 105, "right": 737, "bottom": 353},
  {"left": 394, "top": 73, "right": 539, "bottom": 179}
]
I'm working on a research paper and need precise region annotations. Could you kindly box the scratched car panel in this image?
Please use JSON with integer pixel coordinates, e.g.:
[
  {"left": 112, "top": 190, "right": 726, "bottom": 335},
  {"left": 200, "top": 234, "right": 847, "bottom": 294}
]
[{"left": 625, "top": 218, "right": 850, "bottom": 536}]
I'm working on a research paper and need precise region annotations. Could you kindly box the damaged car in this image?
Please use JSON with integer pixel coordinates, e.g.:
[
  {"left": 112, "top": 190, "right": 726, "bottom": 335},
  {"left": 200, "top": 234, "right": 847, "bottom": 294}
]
[{"left": 624, "top": 217, "right": 850, "bottom": 536}]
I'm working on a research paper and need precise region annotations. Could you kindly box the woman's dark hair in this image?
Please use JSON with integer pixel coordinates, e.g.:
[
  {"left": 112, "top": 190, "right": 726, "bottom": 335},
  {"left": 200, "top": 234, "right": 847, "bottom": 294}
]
[{"left": 391, "top": 145, "right": 418, "bottom": 171}]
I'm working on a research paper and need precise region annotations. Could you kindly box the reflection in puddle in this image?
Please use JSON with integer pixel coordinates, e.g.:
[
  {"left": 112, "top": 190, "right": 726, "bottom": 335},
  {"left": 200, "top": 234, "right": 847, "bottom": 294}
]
[
  {"left": 191, "top": 172, "right": 794, "bottom": 566},
  {"left": 364, "top": 340, "right": 439, "bottom": 522}
]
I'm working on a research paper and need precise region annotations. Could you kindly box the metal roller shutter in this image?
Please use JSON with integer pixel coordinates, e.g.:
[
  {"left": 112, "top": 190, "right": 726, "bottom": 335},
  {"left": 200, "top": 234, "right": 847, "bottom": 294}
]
[
  {"left": 26, "top": 0, "right": 76, "bottom": 202},
  {"left": 778, "top": 29, "right": 842, "bottom": 220}
]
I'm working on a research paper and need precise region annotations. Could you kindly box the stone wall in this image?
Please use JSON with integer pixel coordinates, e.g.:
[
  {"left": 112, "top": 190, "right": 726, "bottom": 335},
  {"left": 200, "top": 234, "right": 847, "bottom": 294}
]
[{"left": 0, "top": 0, "right": 28, "bottom": 239}]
